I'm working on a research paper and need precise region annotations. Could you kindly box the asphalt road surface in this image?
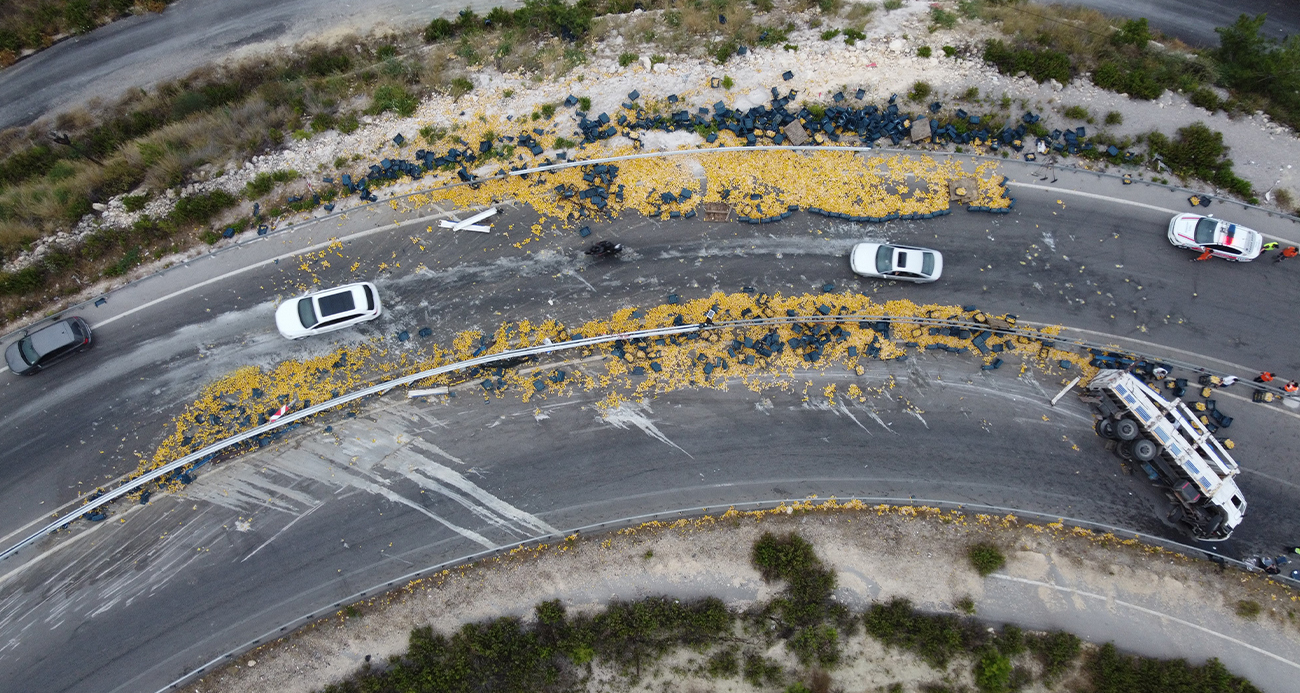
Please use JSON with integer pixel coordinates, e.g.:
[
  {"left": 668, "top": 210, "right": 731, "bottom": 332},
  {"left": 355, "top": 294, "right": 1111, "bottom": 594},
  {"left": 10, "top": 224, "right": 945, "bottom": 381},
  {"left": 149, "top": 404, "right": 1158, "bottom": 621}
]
[
  {"left": 2, "top": 0, "right": 1297, "bottom": 130},
  {"left": 1, "top": 177, "right": 1300, "bottom": 691}
]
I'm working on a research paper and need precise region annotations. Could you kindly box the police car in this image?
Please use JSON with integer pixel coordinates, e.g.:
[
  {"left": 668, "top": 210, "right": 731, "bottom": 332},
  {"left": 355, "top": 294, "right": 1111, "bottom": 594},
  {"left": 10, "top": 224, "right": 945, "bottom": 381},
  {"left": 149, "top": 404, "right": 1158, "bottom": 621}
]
[{"left": 1166, "top": 213, "right": 1263, "bottom": 261}]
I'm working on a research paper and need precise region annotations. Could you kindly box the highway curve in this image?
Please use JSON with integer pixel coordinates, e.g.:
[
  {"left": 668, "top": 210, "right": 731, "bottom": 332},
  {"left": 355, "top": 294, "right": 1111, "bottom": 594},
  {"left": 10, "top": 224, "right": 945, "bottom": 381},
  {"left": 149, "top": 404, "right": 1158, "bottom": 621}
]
[{"left": 0, "top": 160, "right": 1299, "bottom": 692}]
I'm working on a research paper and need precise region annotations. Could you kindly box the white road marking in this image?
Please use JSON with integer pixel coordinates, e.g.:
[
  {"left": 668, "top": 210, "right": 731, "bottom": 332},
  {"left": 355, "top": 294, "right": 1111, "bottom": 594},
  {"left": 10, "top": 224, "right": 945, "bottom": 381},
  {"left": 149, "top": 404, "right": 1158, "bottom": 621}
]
[
  {"left": 992, "top": 574, "right": 1300, "bottom": 671},
  {"left": 87, "top": 209, "right": 459, "bottom": 331},
  {"left": 602, "top": 401, "right": 694, "bottom": 459},
  {"left": 240, "top": 503, "right": 323, "bottom": 562}
]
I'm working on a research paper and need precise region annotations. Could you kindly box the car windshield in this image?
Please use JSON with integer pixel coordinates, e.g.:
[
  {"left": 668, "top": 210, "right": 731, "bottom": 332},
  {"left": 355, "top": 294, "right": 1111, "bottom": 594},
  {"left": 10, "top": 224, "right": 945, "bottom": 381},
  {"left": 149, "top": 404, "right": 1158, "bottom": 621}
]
[
  {"left": 17, "top": 338, "right": 38, "bottom": 365},
  {"left": 297, "top": 298, "right": 319, "bottom": 328},
  {"left": 921, "top": 252, "right": 935, "bottom": 276},
  {"left": 875, "top": 245, "right": 892, "bottom": 273},
  {"left": 317, "top": 290, "right": 356, "bottom": 317},
  {"left": 1193, "top": 218, "right": 1218, "bottom": 245}
]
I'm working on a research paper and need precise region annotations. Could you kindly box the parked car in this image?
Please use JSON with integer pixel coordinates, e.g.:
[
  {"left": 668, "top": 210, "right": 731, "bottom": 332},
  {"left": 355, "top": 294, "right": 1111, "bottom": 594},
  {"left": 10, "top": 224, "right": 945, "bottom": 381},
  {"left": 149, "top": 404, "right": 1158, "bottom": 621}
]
[
  {"left": 1167, "top": 213, "right": 1263, "bottom": 261},
  {"left": 275, "top": 282, "right": 382, "bottom": 339},
  {"left": 850, "top": 243, "right": 944, "bottom": 283},
  {"left": 4, "top": 316, "right": 93, "bottom": 375}
]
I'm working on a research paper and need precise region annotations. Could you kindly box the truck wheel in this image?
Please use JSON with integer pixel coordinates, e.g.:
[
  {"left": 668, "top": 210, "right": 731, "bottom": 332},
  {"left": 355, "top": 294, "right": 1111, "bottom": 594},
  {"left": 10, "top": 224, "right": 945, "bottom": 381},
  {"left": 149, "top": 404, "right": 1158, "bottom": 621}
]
[
  {"left": 1116, "top": 441, "right": 1135, "bottom": 460},
  {"left": 1095, "top": 419, "right": 1117, "bottom": 439},
  {"left": 1168, "top": 504, "right": 1185, "bottom": 523},
  {"left": 1115, "top": 418, "right": 1140, "bottom": 440},
  {"left": 1132, "top": 439, "right": 1159, "bottom": 462}
]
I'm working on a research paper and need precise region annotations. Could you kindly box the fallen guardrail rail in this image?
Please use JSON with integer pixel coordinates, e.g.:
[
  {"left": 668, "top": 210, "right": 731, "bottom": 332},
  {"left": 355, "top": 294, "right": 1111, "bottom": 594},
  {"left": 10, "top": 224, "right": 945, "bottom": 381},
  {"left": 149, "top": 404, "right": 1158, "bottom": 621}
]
[{"left": 0, "top": 309, "right": 1254, "bottom": 562}]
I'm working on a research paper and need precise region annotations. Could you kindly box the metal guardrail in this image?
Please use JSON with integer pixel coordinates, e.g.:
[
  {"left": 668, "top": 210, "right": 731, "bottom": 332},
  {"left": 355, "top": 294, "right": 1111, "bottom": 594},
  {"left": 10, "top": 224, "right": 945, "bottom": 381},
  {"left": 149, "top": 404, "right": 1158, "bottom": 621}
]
[
  {"left": 1, "top": 309, "right": 1268, "bottom": 562},
  {"left": 154, "top": 495, "right": 1291, "bottom": 693}
]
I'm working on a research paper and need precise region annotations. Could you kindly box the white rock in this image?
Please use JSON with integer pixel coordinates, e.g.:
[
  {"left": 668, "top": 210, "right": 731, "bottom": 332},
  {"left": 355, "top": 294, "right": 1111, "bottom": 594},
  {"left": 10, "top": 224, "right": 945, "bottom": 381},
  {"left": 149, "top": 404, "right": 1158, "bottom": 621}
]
[
  {"left": 888, "top": 38, "right": 906, "bottom": 52},
  {"left": 653, "top": 62, "right": 668, "bottom": 73}
]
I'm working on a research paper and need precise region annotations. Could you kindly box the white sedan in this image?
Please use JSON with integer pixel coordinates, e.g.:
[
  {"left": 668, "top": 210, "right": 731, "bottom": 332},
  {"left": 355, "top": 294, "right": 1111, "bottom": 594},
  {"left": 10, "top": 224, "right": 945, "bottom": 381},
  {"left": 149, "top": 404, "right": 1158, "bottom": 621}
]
[
  {"left": 1167, "top": 213, "right": 1263, "bottom": 261},
  {"left": 275, "top": 282, "right": 382, "bottom": 339},
  {"left": 850, "top": 243, "right": 944, "bottom": 283}
]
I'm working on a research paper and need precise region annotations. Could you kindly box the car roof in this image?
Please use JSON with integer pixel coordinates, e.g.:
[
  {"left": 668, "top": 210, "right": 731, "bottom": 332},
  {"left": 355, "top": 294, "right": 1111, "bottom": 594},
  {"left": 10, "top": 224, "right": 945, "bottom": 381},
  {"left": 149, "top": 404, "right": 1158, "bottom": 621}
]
[
  {"left": 315, "top": 285, "right": 361, "bottom": 317},
  {"left": 28, "top": 320, "right": 77, "bottom": 355},
  {"left": 1215, "top": 222, "right": 1254, "bottom": 249}
]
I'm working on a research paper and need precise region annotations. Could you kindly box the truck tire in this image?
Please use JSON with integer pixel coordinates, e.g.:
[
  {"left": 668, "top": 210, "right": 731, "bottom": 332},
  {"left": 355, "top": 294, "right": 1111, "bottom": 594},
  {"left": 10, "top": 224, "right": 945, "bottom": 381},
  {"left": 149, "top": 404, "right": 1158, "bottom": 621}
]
[
  {"left": 1095, "top": 419, "right": 1117, "bottom": 439},
  {"left": 1116, "top": 440, "right": 1135, "bottom": 460},
  {"left": 1115, "top": 418, "right": 1140, "bottom": 441},
  {"left": 1132, "top": 438, "right": 1159, "bottom": 462}
]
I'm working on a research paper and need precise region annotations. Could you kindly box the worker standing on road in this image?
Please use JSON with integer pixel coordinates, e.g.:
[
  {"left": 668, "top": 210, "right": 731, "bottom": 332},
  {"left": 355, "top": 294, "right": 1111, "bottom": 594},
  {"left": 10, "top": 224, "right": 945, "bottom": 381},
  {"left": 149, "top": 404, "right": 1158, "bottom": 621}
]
[
  {"left": 1286, "top": 381, "right": 1299, "bottom": 394},
  {"left": 1255, "top": 371, "right": 1275, "bottom": 383},
  {"left": 1263, "top": 241, "right": 1280, "bottom": 251},
  {"left": 1192, "top": 249, "right": 1213, "bottom": 261},
  {"left": 1219, "top": 375, "right": 1238, "bottom": 388},
  {"left": 1276, "top": 246, "right": 1299, "bottom": 262}
]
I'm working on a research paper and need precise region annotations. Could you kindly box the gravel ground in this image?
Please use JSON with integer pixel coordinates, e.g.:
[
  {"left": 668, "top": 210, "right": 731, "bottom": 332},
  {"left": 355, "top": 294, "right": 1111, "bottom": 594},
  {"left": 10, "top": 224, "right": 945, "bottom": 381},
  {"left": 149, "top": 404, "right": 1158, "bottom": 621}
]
[{"left": 187, "top": 506, "right": 1300, "bottom": 693}]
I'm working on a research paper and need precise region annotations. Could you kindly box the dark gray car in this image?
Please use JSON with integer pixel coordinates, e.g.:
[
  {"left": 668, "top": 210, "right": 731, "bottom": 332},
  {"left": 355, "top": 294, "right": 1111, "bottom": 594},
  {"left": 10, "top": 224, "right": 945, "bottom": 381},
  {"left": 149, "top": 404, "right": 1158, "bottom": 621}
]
[{"left": 4, "top": 316, "right": 93, "bottom": 375}]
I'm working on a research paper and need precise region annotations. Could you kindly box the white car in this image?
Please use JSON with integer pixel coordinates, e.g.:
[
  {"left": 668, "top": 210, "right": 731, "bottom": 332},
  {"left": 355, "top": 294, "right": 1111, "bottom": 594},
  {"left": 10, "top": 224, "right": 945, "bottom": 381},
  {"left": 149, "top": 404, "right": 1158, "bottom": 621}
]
[
  {"left": 850, "top": 243, "right": 944, "bottom": 283},
  {"left": 275, "top": 282, "right": 382, "bottom": 339},
  {"left": 1167, "top": 213, "right": 1263, "bottom": 261}
]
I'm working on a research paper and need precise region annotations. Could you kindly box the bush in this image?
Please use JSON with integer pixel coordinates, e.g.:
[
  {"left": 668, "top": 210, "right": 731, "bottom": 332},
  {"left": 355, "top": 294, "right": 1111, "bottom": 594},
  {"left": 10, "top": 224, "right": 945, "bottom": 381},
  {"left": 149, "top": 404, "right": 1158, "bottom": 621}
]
[
  {"left": 751, "top": 532, "right": 842, "bottom": 629},
  {"left": 974, "top": 649, "right": 1012, "bottom": 693},
  {"left": 742, "top": 652, "right": 784, "bottom": 687},
  {"left": 1147, "top": 122, "right": 1253, "bottom": 198},
  {"left": 821, "top": 29, "right": 841, "bottom": 41},
  {"left": 170, "top": 189, "right": 236, "bottom": 226},
  {"left": 1086, "top": 642, "right": 1261, "bottom": 693},
  {"left": 244, "top": 170, "right": 299, "bottom": 198},
  {"left": 908, "top": 81, "right": 933, "bottom": 102},
  {"left": 706, "top": 648, "right": 739, "bottom": 678},
  {"left": 368, "top": 83, "right": 419, "bottom": 116},
  {"left": 449, "top": 77, "right": 474, "bottom": 98},
  {"left": 968, "top": 542, "right": 1005, "bottom": 576},
  {"left": 943, "top": 45, "right": 957, "bottom": 58},
  {"left": 842, "top": 28, "right": 865, "bottom": 46},
  {"left": 618, "top": 51, "right": 638, "bottom": 68},
  {"left": 722, "top": 75, "right": 734, "bottom": 90},
  {"left": 1215, "top": 14, "right": 1300, "bottom": 131},
  {"left": 1026, "top": 631, "right": 1080, "bottom": 683},
  {"left": 1234, "top": 599, "right": 1261, "bottom": 619},
  {"left": 1113, "top": 18, "right": 1152, "bottom": 50},
  {"left": 1190, "top": 87, "right": 1221, "bottom": 112},
  {"left": 1104, "top": 110, "right": 1123, "bottom": 125},
  {"left": 983, "top": 39, "right": 1071, "bottom": 84},
  {"left": 917, "top": 46, "right": 932, "bottom": 58},
  {"left": 930, "top": 7, "right": 957, "bottom": 29},
  {"left": 337, "top": 112, "right": 359, "bottom": 134},
  {"left": 864, "top": 597, "right": 976, "bottom": 669},
  {"left": 0, "top": 265, "right": 46, "bottom": 296},
  {"left": 1093, "top": 60, "right": 1164, "bottom": 99},
  {"left": 789, "top": 624, "right": 839, "bottom": 667},
  {"left": 121, "top": 194, "right": 149, "bottom": 212},
  {"left": 1063, "top": 105, "right": 1090, "bottom": 120}
]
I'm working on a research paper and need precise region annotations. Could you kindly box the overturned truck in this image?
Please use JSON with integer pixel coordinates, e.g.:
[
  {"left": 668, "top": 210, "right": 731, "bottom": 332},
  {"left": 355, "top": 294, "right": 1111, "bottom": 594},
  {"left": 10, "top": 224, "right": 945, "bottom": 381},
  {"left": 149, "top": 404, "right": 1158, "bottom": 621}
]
[{"left": 1082, "top": 369, "right": 1246, "bottom": 541}]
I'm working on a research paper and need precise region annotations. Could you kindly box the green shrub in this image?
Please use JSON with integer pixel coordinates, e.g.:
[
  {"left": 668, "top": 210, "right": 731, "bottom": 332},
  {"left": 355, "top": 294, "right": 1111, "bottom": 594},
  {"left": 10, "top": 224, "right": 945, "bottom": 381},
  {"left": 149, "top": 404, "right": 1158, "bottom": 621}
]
[
  {"left": 1026, "top": 631, "right": 1080, "bottom": 684},
  {"left": 337, "top": 113, "right": 359, "bottom": 134},
  {"left": 1234, "top": 599, "right": 1261, "bottom": 619},
  {"left": 968, "top": 542, "right": 1005, "bottom": 576},
  {"left": 368, "top": 83, "right": 419, "bottom": 116},
  {"left": 954, "top": 596, "right": 975, "bottom": 615},
  {"left": 982, "top": 39, "right": 1071, "bottom": 84},
  {"left": 310, "top": 112, "right": 336, "bottom": 132},
  {"left": 244, "top": 170, "right": 299, "bottom": 198},
  {"left": 1063, "top": 105, "right": 1090, "bottom": 120},
  {"left": 821, "top": 29, "right": 841, "bottom": 41},
  {"left": 883, "top": 0, "right": 903, "bottom": 9},
  {"left": 930, "top": 7, "right": 957, "bottom": 29},
  {"left": 943, "top": 45, "right": 957, "bottom": 57},
  {"left": 789, "top": 624, "right": 839, "bottom": 667},
  {"left": 1104, "top": 110, "right": 1123, "bottom": 125},
  {"left": 1086, "top": 642, "right": 1260, "bottom": 693},
  {"left": 170, "top": 189, "right": 236, "bottom": 226},
  {"left": 1113, "top": 17, "right": 1152, "bottom": 50},
  {"left": 705, "top": 648, "right": 739, "bottom": 678},
  {"left": 842, "top": 28, "right": 866, "bottom": 46},
  {"left": 1215, "top": 14, "right": 1300, "bottom": 132},
  {"left": 103, "top": 246, "right": 142, "bottom": 277},
  {"left": 1093, "top": 60, "right": 1164, "bottom": 99},
  {"left": 0, "top": 265, "right": 46, "bottom": 296},
  {"left": 618, "top": 51, "right": 638, "bottom": 68},
  {"left": 742, "top": 652, "right": 785, "bottom": 687},
  {"left": 1147, "top": 122, "right": 1254, "bottom": 198},
  {"left": 1190, "top": 87, "right": 1221, "bottom": 112},
  {"left": 974, "top": 649, "right": 1012, "bottom": 693},
  {"left": 918, "top": 46, "right": 932, "bottom": 58},
  {"left": 121, "top": 194, "right": 149, "bottom": 212},
  {"left": 722, "top": 75, "right": 734, "bottom": 90},
  {"left": 864, "top": 597, "right": 977, "bottom": 669},
  {"left": 908, "top": 80, "right": 933, "bottom": 102},
  {"left": 578, "top": 96, "right": 592, "bottom": 111}
]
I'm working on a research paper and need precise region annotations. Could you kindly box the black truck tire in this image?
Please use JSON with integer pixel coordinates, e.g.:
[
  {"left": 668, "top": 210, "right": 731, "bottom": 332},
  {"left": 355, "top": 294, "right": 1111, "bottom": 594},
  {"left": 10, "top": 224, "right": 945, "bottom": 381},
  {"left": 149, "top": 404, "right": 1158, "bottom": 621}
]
[
  {"left": 1115, "top": 418, "right": 1140, "bottom": 441},
  {"left": 1132, "top": 438, "right": 1159, "bottom": 462},
  {"left": 1096, "top": 419, "right": 1117, "bottom": 439}
]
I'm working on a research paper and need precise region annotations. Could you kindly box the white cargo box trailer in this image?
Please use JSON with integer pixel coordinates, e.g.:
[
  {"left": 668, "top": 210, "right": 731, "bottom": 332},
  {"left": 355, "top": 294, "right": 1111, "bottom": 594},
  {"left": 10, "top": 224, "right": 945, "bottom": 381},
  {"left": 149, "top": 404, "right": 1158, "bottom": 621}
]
[{"left": 1083, "top": 369, "right": 1246, "bottom": 541}]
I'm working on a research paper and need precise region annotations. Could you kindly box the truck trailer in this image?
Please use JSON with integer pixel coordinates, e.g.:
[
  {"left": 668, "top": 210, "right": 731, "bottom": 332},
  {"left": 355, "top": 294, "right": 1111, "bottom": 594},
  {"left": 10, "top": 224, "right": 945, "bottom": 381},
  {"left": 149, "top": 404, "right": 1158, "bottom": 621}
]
[{"left": 1082, "top": 369, "right": 1246, "bottom": 541}]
